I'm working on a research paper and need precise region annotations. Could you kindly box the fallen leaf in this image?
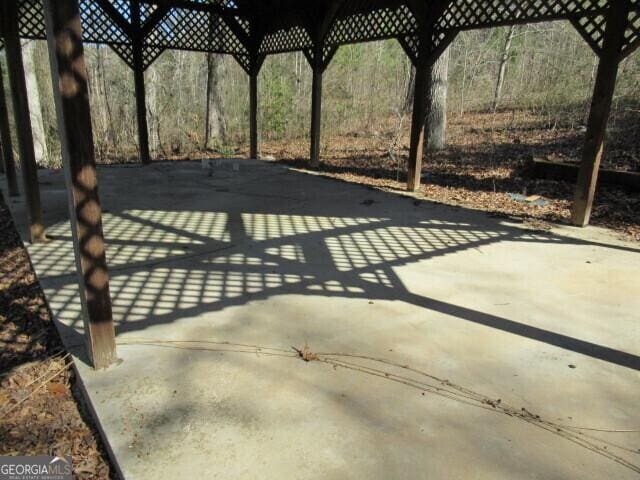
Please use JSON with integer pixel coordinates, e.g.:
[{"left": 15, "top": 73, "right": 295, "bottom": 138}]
[{"left": 47, "top": 382, "right": 67, "bottom": 397}]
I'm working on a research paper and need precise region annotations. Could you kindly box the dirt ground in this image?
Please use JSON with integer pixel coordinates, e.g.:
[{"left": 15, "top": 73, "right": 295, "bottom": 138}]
[
  {"left": 254, "top": 111, "right": 640, "bottom": 241},
  {"left": 106, "top": 110, "right": 640, "bottom": 240},
  {"left": 0, "top": 196, "right": 114, "bottom": 478}
]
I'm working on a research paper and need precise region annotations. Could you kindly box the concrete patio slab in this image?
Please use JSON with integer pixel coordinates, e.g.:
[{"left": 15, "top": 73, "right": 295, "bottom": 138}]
[{"left": 2, "top": 159, "right": 639, "bottom": 479}]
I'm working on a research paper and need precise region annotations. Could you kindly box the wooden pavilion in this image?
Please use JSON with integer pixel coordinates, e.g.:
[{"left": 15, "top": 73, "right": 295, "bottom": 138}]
[{"left": 0, "top": 0, "right": 638, "bottom": 368}]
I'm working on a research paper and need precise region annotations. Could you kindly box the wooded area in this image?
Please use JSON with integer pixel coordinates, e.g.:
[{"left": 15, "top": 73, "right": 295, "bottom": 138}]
[{"left": 4, "top": 21, "right": 638, "bottom": 167}]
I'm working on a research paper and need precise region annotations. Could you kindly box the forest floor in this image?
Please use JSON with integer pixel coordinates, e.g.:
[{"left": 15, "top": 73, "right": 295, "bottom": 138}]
[
  {"left": 253, "top": 110, "right": 640, "bottom": 241},
  {"left": 0, "top": 195, "right": 114, "bottom": 478}
]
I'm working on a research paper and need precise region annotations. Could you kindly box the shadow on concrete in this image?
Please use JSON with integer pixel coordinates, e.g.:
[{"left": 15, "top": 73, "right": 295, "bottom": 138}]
[{"left": 26, "top": 165, "right": 640, "bottom": 372}]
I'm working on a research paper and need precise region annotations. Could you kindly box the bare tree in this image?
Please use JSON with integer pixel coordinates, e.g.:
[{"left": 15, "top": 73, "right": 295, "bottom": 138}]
[
  {"left": 11, "top": 23, "right": 637, "bottom": 162},
  {"left": 492, "top": 25, "right": 517, "bottom": 111},
  {"left": 204, "top": 52, "right": 226, "bottom": 150},
  {"left": 96, "top": 46, "right": 116, "bottom": 155},
  {"left": 427, "top": 47, "right": 450, "bottom": 151},
  {"left": 147, "top": 66, "right": 160, "bottom": 156},
  {"left": 22, "top": 40, "right": 48, "bottom": 166}
]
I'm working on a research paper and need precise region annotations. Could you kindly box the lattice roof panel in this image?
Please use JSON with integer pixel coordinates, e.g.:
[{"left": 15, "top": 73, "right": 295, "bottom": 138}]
[
  {"left": 109, "top": 42, "right": 134, "bottom": 67},
  {"left": 436, "top": 0, "right": 609, "bottom": 32},
  {"left": 572, "top": 14, "right": 606, "bottom": 54},
  {"left": 235, "top": 16, "right": 250, "bottom": 36},
  {"left": 4, "top": 0, "right": 639, "bottom": 70},
  {"left": 326, "top": 4, "right": 417, "bottom": 47},
  {"left": 80, "top": 1, "right": 130, "bottom": 44},
  {"left": 18, "top": 0, "right": 46, "bottom": 39},
  {"left": 623, "top": 7, "right": 640, "bottom": 58},
  {"left": 259, "top": 25, "right": 313, "bottom": 54},
  {"left": 79, "top": 0, "right": 133, "bottom": 65},
  {"left": 140, "top": 2, "right": 158, "bottom": 23},
  {"left": 112, "top": 0, "right": 131, "bottom": 22},
  {"left": 145, "top": 8, "right": 247, "bottom": 55}
]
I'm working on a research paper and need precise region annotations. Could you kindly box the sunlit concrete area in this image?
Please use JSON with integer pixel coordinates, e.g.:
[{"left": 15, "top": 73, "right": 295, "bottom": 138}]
[{"left": 2, "top": 159, "right": 640, "bottom": 479}]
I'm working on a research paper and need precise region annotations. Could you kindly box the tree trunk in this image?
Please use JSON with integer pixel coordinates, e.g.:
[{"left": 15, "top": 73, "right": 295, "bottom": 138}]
[
  {"left": 402, "top": 64, "right": 415, "bottom": 114},
  {"left": 403, "top": 47, "right": 450, "bottom": 151},
  {"left": 147, "top": 66, "right": 160, "bottom": 155},
  {"left": 22, "top": 40, "right": 48, "bottom": 166},
  {"left": 426, "top": 46, "right": 450, "bottom": 151},
  {"left": 96, "top": 46, "right": 116, "bottom": 153},
  {"left": 492, "top": 25, "right": 516, "bottom": 112},
  {"left": 204, "top": 52, "right": 226, "bottom": 150}
]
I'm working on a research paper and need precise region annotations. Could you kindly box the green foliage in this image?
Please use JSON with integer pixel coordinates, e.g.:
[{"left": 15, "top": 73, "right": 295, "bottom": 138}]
[{"left": 260, "top": 58, "right": 295, "bottom": 139}]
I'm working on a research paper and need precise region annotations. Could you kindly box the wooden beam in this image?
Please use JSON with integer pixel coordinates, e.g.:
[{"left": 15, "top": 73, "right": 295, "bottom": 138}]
[
  {"left": 221, "top": 16, "right": 251, "bottom": 50},
  {"left": 141, "top": 5, "right": 170, "bottom": 37},
  {"left": 249, "top": 70, "right": 258, "bottom": 159},
  {"left": 132, "top": 0, "right": 151, "bottom": 164},
  {"left": 316, "top": 0, "right": 345, "bottom": 42},
  {"left": 148, "top": 0, "right": 249, "bottom": 18},
  {"left": 309, "top": 55, "right": 323, "bottom": 167},
  {"left": 95, "top": 0, "right": 133, "bottom": 36},
  {"left": 404, "top": 0, "right": 427, "bottom": 26},
  {"left": 571, "top": 1, "right": 630, "bottom": 226},
  {"left": 1, "top": 1, "right": 45, "bottom": 241},
  {"left": 43, "top": 0, "right": 118, "bottom": 369},
  {"left": 0, "top": 61, "right": 19, "bottom": 196}
]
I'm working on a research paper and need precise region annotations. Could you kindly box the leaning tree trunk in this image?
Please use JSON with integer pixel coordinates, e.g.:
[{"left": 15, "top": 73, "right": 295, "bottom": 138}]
[
  {"left": 22, "top": 40, "right": 48, "bottom": 166},
  {"left": 492, "top": 25, "right": 516, "bottom": 112},
  {"left": 204, "top": 52, "right": 226, "bottom": 150},
  {"left": 426, "top": 46, "right": 450, "bottom": 151}
]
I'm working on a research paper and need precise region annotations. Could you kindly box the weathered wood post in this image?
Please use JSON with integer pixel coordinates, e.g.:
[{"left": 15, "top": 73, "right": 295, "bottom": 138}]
[
  {"left": 44, "top": 0, "right": 118, "bottom": 368},
  {"left": 0, "top": 61, "right": 19, "bottom": 196},
  {"left": 309, "top": 49, "right": 324, "bottom": 168},
  {"left": 131, "top": 0, "right": 151, "bottom": 164},
  {"left": 1, "top": 1, "right": 45, "bottom": 241},
  {"left": 571, "top": 1, "right": 630, "bottom": 226},
  {"left": 307, "top": 1, "right": 341, "bottom": 167},
  {"left": 249, "top": 56, "right": 259, "bottom": 159}
]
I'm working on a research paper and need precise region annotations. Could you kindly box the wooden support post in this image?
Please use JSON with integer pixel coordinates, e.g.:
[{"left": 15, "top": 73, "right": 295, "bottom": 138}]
[
  {"left": 44, "top": 0, "right": 118, "bottom": 369},
  {"left": 131, "top": 0, "right": 151, "bottom": 165},
  {"left": 0, "top": 62, "right": 19, "bottom": 196},
  {"left": 407, "top": 52, "right": 432, "bottom": 192},
  {"left": 571, "top": 2, "right": 629, "bottom": 226},
  {"left": 1, "top": 2, "right": 46, "bottom": 243},
  {"left": 309, "top": 58, "right": 323, "bottom": 168},
  {"left": 1, "top": 1, "right": 45, "bottom": 241},
  {"left": 249, "top": 70, "right": 258, "bottom": 159}
]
